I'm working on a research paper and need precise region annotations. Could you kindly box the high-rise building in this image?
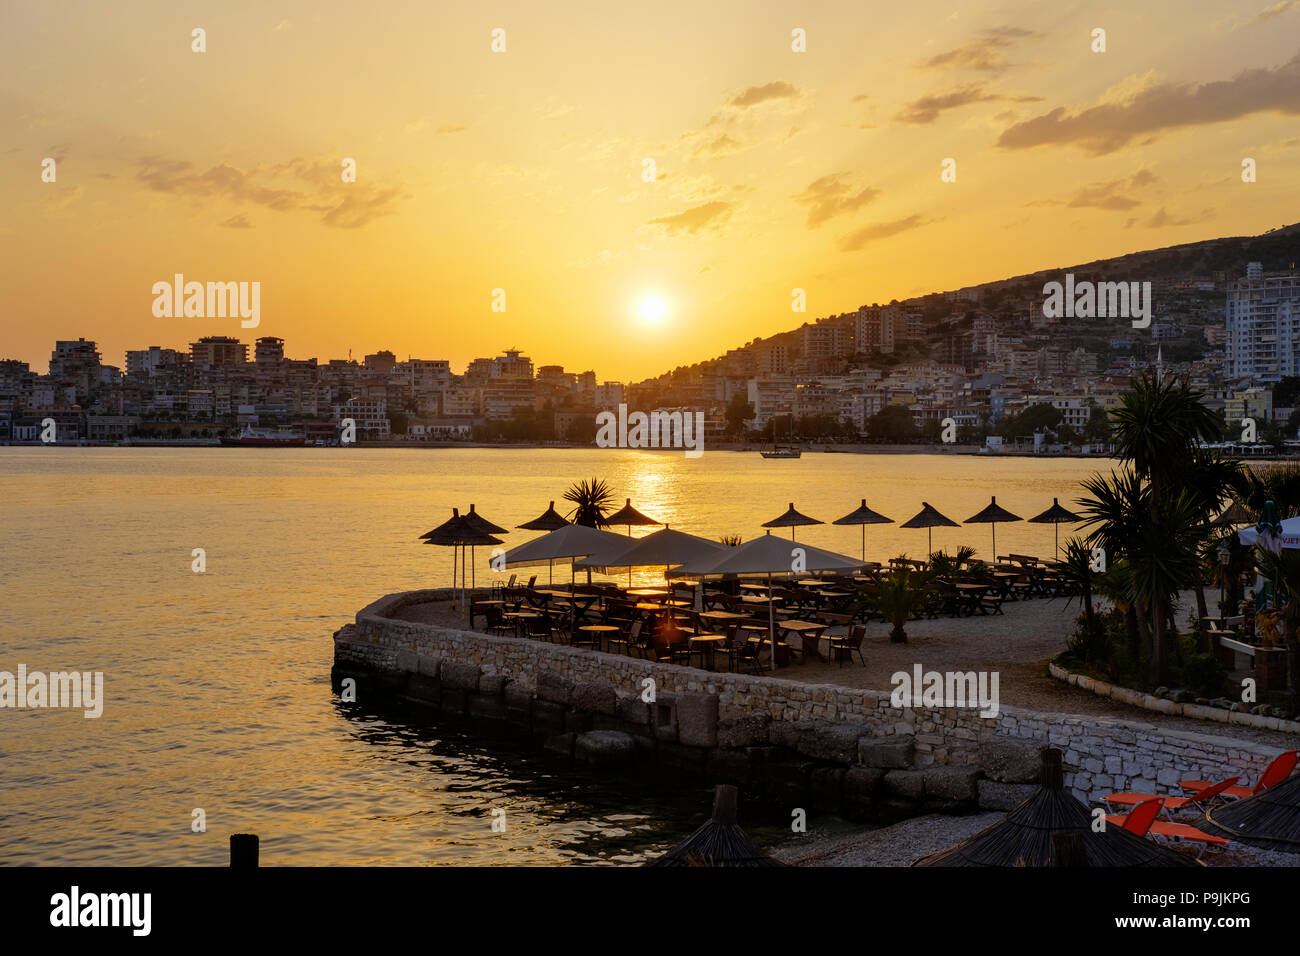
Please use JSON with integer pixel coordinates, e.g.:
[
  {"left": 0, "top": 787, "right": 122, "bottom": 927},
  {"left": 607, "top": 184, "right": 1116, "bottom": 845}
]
[
  {"left": 1226, "top": 262, "right": 1300, "bottom": 382},
  {"left": 190, "top": 336, "right": 247, "bottom": 368},
  {"left": 255, "top": 337, "right": 285, "bottom": 365}
]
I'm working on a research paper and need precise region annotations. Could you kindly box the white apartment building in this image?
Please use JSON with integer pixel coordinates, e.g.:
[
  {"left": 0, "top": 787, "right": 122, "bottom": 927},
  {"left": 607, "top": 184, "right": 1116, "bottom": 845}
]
[{"left": 1226, "top": 262, "right": 1300, "bottom": 382}]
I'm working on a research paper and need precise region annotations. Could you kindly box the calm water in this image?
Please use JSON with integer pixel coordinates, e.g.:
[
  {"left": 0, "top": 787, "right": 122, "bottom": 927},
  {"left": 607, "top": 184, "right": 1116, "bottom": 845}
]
[{"left": 0, "top": 447, "right": 1096, "bottom": 865}]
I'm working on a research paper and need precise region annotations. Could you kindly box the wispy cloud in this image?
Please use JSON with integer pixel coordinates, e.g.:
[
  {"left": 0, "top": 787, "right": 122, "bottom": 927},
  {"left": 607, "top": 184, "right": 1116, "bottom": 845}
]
[
  {"left": 917, "top": 26, "right": 1043, "bottom": 75},
  {"left": 728, "top": 81, "right": 801, "bottom": 109},
  {"left": 794, "top": 174, "right": 881, "bottom": 228},
  {"left": 135, "top": 153, "right": 406, "bottom": 228},
  {"left": 997, "top": 51, "right": 1300, "bottom": 154},
  {"left": 646, "top": 201, "right": 733, "bottom": 236},
  {"left": 837, "top": 214, "right": 933, "bottom": 251},
  {"left": 896, "top": 85, "right": 1040, "bottom": 124}
]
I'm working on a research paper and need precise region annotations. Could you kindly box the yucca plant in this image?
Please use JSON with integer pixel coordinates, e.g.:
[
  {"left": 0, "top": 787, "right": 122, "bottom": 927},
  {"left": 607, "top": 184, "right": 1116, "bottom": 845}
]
[
  {"left": 864, "top": 559, "right": 932, "bottom": 643},
  {"left": 562, "top": 477, "right": 615, "bottom": 528}
]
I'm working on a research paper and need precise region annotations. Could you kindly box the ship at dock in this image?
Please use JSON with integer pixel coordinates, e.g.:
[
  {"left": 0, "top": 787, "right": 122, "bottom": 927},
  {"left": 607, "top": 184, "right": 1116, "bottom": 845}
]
[{"left": 219, "top": 425, "right": 307, "bottom": 447}]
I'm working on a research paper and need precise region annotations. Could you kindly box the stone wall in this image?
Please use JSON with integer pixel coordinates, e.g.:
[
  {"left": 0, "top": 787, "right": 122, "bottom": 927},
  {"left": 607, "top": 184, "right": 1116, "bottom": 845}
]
[{"left": 333, "top": 590, "right": 1282, "bottom": 817}]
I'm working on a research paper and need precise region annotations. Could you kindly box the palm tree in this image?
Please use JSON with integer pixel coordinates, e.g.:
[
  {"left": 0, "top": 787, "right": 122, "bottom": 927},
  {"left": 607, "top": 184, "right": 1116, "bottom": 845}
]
[
  {"left": 562, "top": 478, "right": 615, "bottom": 528},
  {"left": 864, "top": 560, "right": 932, "bottom": 643},
  {"left": 1237, "top": 461, "right": 1300, "bottom": 519}
]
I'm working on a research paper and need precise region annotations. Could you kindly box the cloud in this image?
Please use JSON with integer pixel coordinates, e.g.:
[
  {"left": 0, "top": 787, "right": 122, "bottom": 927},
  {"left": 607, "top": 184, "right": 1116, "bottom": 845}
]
[
  {"left": 837, "top": 214, "right": 933, "bottom": 251},
  {"left": 1241, "top": 0, "right": 1298, "bottom": 27},
  {"left": 220, "top": 214, "right": 252, "bottom": 228},
  {"left": 437, "top": 123, "right": 468, "bottom": 134},
  {"left": 1063, "top": 169, "right": 1159, "bottom": 210},
  {"left": 135, "top": 153, "right": 405, "bottom": 228},
  {"left": 693, "top": 133, "right": 744, "bottom": 157},
  {"left": 44, "top": 142, "right": 72, "bottom": 163},
  {"left": 996, "top": 51, "right": 1300, "bottom": 154},
  {"left": 1144, "top": 206, "right": 1215, "bottom": 228},
  {"left": 728, "top": 81, "right": 801, "bottom": 109},
  {"left": 794, "top": 174, "right": 881, "bottom": 228},
  {"left": 917, "top": 26, "right": 1044, "bottom": 74},
  {"left": 646, "top": 201, "right": 733, "bottom": 236},
  {"left": 896, "top": 85, "right": 1041, "bottom": 124}
]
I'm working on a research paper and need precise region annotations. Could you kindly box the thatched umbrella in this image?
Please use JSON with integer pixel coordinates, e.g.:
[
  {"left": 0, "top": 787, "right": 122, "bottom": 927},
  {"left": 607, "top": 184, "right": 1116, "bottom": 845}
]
[
  {"left": 1026, "top": 497, "right": 1081, "bottom": 559},
  {"left": 964, "top": 496, "right": 1023, "bottom": 561},
  {"left": 646, "top": 785, "right": 783, "bottom": 867},
  {"left": 518, "top": 501, "right": 569, "bottom": 531},
  {"left": 900, "top": 501, "right": 959, "bottom": 557},
  {"left": 1203, "top": 771, "right": 1300, "bottom": 853},
  {"left": 461, "top": 504, "right": 508, "bottom": 594},
  {"left": 516, "top": 501, "right": 570, "bottom": 584},
  {"left": 762, "top": 502, "right": 823, "bottom": 541},
  {"left": 605, "top": 498, "right": 662, "bottom": 585},
  {"left": 421, "top": 510, "right": 502, "bottom": 619},
  {"left": 832, "top": 499, "right": 894, "bottom": 561},
  {"left": 1215, "top": 500, "right": 1253, "bottom": 527},
  {"left": 915, "top": 749, "right": 1197, "bottom": 867}
]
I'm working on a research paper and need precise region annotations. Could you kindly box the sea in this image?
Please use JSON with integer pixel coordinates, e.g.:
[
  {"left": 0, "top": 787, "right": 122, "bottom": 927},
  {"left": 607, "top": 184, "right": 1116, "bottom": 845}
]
[{"left": 0, "top": 446, "right": 1098, "bottom": 864}]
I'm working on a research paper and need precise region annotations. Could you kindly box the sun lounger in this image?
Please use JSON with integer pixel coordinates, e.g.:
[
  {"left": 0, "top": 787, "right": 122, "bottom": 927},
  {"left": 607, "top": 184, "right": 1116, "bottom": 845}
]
[
  {"left": 1103, "top": 775, "right": 1239, "bottom": 813},
  {"left": 1178, "top": 750, "right": 1297, "bottom": 799},
  {"left": 1105, "top": 799, "right": 1230, "bottom": 852}
]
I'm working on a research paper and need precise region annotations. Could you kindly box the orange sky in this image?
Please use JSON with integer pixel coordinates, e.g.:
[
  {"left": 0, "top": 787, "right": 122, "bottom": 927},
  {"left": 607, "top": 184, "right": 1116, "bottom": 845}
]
[{"left": 2, "top": 0, "right": 1299, "bottom": 380}]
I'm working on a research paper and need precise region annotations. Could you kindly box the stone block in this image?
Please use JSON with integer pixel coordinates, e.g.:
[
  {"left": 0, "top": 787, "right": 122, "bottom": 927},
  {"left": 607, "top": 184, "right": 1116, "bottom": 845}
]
[
  {"left": 439, "top": 687, "right": 467, "bottom": 715},
  {"left": 537, "top": 671, "right": 574, "bottom": 705},
  {"left": 478, "top": 674, "right": 508, "bottom": 697},
  {"left": 572, "top": 680, "right": 618, "bottom": 716},
  {"left": 575, "top": 730, "right": 638, "bottom": 768},
  {"left": 860, "top": 736, "right": 916, "bottom": 770},
  {"left": 441, "top": 661, "right": 481, "bottom": 692},
  {"left": 416, "top": 654, "right": 441, "bottom": 678},
  {"left": 395, "top": 649, "right": 420, "bottom": 673},
  {"left": 718, "top": 713, "right": 771, "bottom": 748},
  {"left": 884, "top": 769, "right": 926, "bottom": 800},
  {"left": 797, "top": 722, "right": 867, "bottom": 765},
  {"left": 843, "top": 767, "right": 886, "bottom": 818},
  {"left": 978, "top": 738, "right": 1042, "bottom": 783},
  {"left": 615, "top": 692, "right": 652, "bottom": 727},
  {"left": 677, "top": 694, "right": 719, "bottom": 748},
  {"left": 920, "top": 767, "right": 980, "bottom": 802}
]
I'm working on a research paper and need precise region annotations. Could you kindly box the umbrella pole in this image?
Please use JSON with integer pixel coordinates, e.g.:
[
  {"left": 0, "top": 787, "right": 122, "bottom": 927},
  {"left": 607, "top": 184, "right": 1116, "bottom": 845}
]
[
  {"left": 992, "top": 523, "right": 996, "bottom": 561},
  {"left": 862, "top": 525, "right": 866, "bottom": 562},
  {"left": 627, "top": 524, "right": 633, "bottom": 587},
  {"left": 768, "top": 572, "right": 777, "bottom": 673}
]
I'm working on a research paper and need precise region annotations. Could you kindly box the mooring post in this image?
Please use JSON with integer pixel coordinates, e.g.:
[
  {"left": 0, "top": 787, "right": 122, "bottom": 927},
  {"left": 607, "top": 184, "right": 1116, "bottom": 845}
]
[{"left": 230, "top": 833, "right": 259, "bottom": 868}]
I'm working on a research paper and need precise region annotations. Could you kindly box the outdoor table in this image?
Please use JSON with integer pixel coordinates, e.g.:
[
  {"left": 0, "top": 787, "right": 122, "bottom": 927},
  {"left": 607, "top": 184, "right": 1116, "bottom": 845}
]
[
  {"left": 779, "top": 620, "right": 830, "bottom": 662},
  {"left": 955, "top": 583, "right": 989, "bottom": 616},
  {"left": 626, "top": 588, "right": 669, "bottom": 598},
  {"left": 739, "top": 584, "right": 770, "bottom": 593},
  {"left": 700, "top": 610, "right": 747, "bottom": 622},
  {"left": 689, "top": 634, "right": 727, "bottom": 670},
  {"left": 576, "top": 624, "right": 619, "bottom": 652},
  {"left": 504, "top": 610, "right": 541, "bottom": 638},
  {"left": 752, "top": 638, "right": 794, "bottom": 668}
]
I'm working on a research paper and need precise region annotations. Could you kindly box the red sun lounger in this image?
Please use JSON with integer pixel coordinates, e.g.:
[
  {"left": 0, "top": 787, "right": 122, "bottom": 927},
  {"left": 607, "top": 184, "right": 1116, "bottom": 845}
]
[
  {"left": 1105, "top": 799, "right": 1230, "bottom": 851},
  {"left": 1178, "top": 750, "right": 1298, "bottom": 800},
  {"left": 1103, "top": 775, "right": 1239, "bottom": 812}
]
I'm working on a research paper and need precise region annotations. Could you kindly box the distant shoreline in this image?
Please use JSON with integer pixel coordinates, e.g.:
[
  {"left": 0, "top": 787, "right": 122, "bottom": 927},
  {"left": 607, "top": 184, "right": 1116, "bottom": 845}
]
[{"left": 4, "top": 439, "right": 1293, "bottom": 461}]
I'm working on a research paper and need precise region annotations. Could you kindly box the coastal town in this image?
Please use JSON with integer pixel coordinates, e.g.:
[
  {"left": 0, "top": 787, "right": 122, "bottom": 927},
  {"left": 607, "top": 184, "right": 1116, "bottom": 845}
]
[{"left": 5, "top": 257, "right": 1300, "bottom": 452}]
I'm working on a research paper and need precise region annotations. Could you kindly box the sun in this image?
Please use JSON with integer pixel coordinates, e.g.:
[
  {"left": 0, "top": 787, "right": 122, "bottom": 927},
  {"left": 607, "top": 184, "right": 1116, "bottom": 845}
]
[{"left": 637, "top": 295, "right": 669, "bottom": 324}]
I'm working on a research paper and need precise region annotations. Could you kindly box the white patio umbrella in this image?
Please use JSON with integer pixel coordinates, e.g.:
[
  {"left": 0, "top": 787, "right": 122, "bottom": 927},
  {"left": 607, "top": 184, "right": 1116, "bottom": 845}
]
[
  {"left": 502, "top": 524, "right": 629, "bottom": 587},
  {"left": 667, "top": 531, "right": 865, "bottom": 672},
  {"left": 1237, "top": 515, "right": 1300, "bottom": 549},
  {"left": 574, "top": 526, "right": 726, "bottom": 582}
]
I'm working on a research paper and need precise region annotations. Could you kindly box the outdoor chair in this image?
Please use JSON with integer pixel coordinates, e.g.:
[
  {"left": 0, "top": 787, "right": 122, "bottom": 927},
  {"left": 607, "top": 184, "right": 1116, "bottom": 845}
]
[
  {"left": 607, "top": 620, "right": 642, "bottom": 656},
  {"left": 483, "top": 604, "right": 513, "bottom": 637},
  {"left": 1178, "top": 750, "right": 1298, "bottom": 800},
  {"left": 829, "top": 624, "right": 866, "bottom": 667}
]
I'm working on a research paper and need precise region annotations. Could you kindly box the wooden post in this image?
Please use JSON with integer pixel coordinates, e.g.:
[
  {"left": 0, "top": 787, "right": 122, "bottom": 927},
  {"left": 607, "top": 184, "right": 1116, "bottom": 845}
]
[
  {"left": 1041, "top": 747, "right": 1064, "bottom": 789},
  {"left": 710, "top": 784, "right": 738, "bottom": 825},
  {"left": 230, "top": 833, "right": 259, "bottom": 868},
  {"left": 1051, "top": 831, "right": 1086, "bottom": 867}
]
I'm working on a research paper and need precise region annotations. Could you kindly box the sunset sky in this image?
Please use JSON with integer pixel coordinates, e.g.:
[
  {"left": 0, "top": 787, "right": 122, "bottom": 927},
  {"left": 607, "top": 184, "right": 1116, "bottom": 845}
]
[{"left": 2, "top": 0, "right": 1298, "bottom": 381}]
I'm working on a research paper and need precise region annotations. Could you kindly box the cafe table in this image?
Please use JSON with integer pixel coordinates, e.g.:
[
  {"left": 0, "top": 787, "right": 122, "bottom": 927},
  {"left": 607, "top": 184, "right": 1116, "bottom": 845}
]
[
  {"left": 575, "top": 623, "right": 619, "bottom": 652},
  {"left": 688, "top": 634, "right": 728, "bottom": 670},
  {"left": 778, "top": 620, "right": 830, "bottom": 662}
]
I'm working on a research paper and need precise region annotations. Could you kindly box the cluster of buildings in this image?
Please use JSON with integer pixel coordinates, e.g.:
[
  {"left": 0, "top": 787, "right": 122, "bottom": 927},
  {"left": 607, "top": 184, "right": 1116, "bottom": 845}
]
[{"left": 3, "top": 263, "right": 1298, "bottom": 448}]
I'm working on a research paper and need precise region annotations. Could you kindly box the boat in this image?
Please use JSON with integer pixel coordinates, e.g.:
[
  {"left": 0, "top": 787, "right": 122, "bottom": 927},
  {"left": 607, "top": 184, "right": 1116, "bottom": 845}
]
[
  {"left": 220, "top": 425, "right": 307, "bottom": 447},
  {"left": 761, "top": 447, "right": 802, "bottom": 459}
]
